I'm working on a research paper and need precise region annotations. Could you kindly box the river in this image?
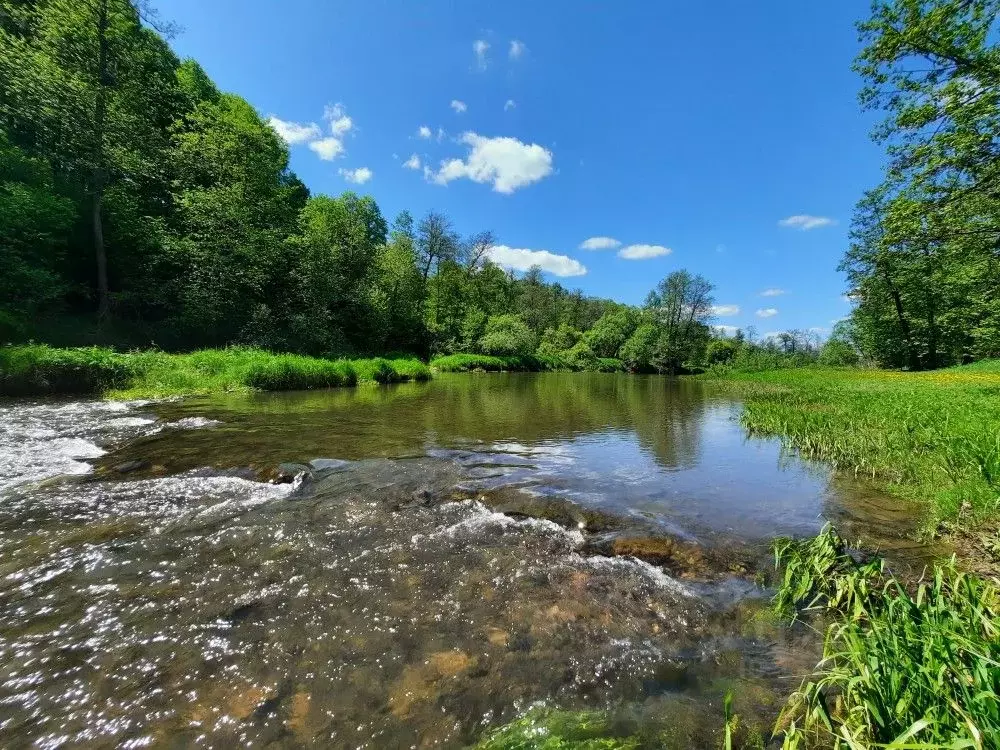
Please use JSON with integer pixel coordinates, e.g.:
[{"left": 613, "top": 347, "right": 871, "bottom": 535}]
[{"left": 0, "top": 373, "right": 927, "bottom": 748}]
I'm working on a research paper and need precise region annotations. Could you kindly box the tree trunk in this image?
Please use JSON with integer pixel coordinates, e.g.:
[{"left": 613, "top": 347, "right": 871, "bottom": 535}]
[
  {"left": 93, "top": 0, "right": 110, "bottom": 319},
  {"left": 881, "top": 267, "right": 918, "bottom": 370}
]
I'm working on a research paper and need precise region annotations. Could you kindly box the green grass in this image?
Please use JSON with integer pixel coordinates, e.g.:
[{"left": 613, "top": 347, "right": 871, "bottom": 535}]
[
  {"left": 774, "top": 526, "right": 1000, "bottom": 749},
  {"left": 708, "top": 364, "right": 1000, "bottom": 526},
  {"left": 430, "top": 353, "right": 625, "bottom": 373},
  {"left": 0, "top": 344, "right": 431, "bottom": 398}
]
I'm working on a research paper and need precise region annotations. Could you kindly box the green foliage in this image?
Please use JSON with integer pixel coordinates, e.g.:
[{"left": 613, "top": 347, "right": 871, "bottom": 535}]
[
  {"left": 430, "top": 353, "right": 563, "bottom": 372},
  {"left": 0, "top": 345, "right": 428, "bottom": 397},
  {"left": 479, "top": 315, "right": 536, "bottom": 357},
  {"left": 715, "top": 365, "right": 1000, "bottom": 522},
  {"left": 584, "top": 309, "right": 639, "bottom": 358},
  {"left": 470, "top": 708, "right": 640, "bottom": 750},
  {"left": 817, "top": 339, "right": 860, "bottom": 367},
  {"left": 561, "top": 339, "right": 599, "bottom": 371},
  {"left": 537, "top": 324, "right": 584, "bottom": 357},
  {"left": 619, "top": 324, "right": 659, "bottom": 372},
  {"left": 705, "top": 338, "right": 740, "bottom": 365},
  {"left": 775, "top": 527, "right": 1000, "bottom": 749}
]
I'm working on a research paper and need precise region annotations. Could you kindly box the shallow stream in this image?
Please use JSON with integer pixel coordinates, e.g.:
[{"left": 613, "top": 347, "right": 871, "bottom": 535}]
[{"left": 0, "top": 374, "right": 931, "bottom": 748}]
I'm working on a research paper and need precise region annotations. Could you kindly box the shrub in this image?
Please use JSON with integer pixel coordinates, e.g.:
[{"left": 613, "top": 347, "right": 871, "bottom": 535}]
[
  {"left": 619, "top": 324, "right": 659, "bottom": 372},
  {"left": 818, "top": 339, "right": 860, "bottom": 367},
  {"left": 562, "top": 339, "right": 599, "bottom": 370},
  {"left": 479, "top": 314, "right": 536, "bottom": 356}
]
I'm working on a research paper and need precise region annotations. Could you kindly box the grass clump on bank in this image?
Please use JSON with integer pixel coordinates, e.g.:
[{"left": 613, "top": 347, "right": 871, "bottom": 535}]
[
  {"left": 773, "top": 526, "right": 1000, "bottom": 749},
  {"left": 0, "top": 345, "right": 430, "bottom": 398},
  {"left": 430, "top": 353, "right": 626, "bottom": 373},
  {"left": 708, "top": 364, "right": 1000, "bottom": 527}
]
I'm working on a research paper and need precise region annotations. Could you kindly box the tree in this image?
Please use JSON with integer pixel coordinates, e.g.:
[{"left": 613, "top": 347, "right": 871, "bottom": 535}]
[
  {"left": 416, "top": 211, "right": 459, "bottom": 280},
  {"left": 585, "top": 308, "right": 639, "bottom": 358},
  {"left": 644, "top": 270, "right": 715, "bottom": 373},
  {"left": 479, "top": 314, "right": 536, "bottom": 356}
]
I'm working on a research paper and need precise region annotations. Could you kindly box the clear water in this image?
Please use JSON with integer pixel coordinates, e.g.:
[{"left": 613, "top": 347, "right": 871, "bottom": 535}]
[{"left": 0, "top": 374, "right": 928, "bottom": 748}]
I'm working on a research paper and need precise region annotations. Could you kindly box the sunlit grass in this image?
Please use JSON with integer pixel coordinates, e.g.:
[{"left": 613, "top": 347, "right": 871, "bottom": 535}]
[
  {"left": 774, "top": 526, "right": 1000, "bottom": 749},
  {"left": 712, "top": 364, "right": 1000, "bottom": 525},
  {"left": 0, "top": 344, "right": 431, "bottom": 398}
]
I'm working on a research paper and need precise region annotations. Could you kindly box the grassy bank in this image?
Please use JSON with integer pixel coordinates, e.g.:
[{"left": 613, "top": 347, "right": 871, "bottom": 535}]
[
  {"left": 707, "top": 364, "right": 1000, "bottom": 534},
  {"left": 430, "top": 353, "right": 626, "bottom": 373},
  {"left": 773, "top": 527, "right": 999, "bottom": 748},
  {"left": 0, "top": 345, "right": 431, "bottom": 398}
]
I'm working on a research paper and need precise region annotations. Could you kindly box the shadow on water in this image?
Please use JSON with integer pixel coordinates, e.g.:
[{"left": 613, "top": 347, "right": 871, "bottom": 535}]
[{"left": 0, "top": 374, "right": 936, "bottom": 748}]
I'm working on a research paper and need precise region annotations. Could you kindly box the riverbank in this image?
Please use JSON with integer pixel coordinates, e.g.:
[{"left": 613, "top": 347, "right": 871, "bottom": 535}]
[
  {"left": 0, "top": 345, "right": 431, "bottom": 398},
  {"left": 430, "top": 352, "right": 626, "bottom": 373},
  {"left": 704, "top": 363, "right": 1000, "bottom": 558}
]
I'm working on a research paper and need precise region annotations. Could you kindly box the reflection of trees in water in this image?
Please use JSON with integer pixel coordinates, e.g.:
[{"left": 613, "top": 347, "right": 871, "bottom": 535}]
[{"left": 139, "top": 374, "right": 715, "bottom": 471}]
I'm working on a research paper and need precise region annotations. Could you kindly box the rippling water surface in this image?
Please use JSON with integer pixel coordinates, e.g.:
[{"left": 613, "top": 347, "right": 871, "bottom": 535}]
[{"left": 0, "top": 374, "right": 926, "bottom": 748}]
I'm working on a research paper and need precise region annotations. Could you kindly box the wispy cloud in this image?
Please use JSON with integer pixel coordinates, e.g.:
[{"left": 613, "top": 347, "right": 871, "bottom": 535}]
[
  {"left": 579, "top": 236, "right": 620, "bottom": 251},
  {"left": 267, "top": 116, "right": 321, "bottom": 145},
  {"left": 711, "top": 304, "right": 741, "bottom": 316},
  {"left": 509, "top": 39, "right": 526, "bottom": 60},
  {"left": 473, "top": 39, "right": 490, "bottom": 70},
  {"left": 756, "top": 308, "right": 779, "bottom": 319},
  {"left": 450, "top": 99, "right": 467, "bottom": 114},
  {"left": 426, "top": 132, "right": 554, "bottom": 194},
  {"left": 778, "top": 215, "right": 835, "bottom": 230},
  {"left": 417, "top": 125, "right": 432, "bottom": 139},
  {"left": 618, "top": 244, "right": 671, "bottom": 260},
  {"left": 339, "top": 166, "right": 372, "bottom": 184},
  {"left": 760, "top": 288, "right": 786, "bottom": 297},
  {"left": 308, "top": 137, "right": 344, "bottom": 161},
  {"left": 323, "top": 103, "right": 353, "bottom": 136},
  {"left": 504, "top": 99, "right": 516, "bottom": 111},
  {"left": 402, "top": 154, "right": 421, "bottom": 170},
  {"left": 487, "top": 245, "right": 586, "bottom": 277}
]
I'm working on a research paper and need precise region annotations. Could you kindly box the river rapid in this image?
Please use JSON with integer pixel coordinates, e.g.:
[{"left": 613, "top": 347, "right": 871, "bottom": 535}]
[{"left": 0, "top": 374, "right": 928, "bottom": 748}]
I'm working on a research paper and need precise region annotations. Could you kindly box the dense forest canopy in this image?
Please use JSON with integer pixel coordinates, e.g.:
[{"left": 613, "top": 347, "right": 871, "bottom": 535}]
[{"left": 3, "top": 0, "right": 997, "bottom": 372}]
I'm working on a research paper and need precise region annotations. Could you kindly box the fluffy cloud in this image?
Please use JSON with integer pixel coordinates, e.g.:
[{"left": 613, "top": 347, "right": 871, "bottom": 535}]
[
  {"left": 267, "top": 116, "right": 321, "bottom": 145},
  {"left": 338, "top": 166, "right": 372, "bottom": 184},
  {"left": 756, "top": 308, "right": 778, "bottom": 319},
  {"left": 778, "top": 215, "right": 835, "bottom": 230},
  {"left": 711, "top": 304, "right": 741, "bottom": 316},
  {"left": 760, "top": 288, "right": 786, "bottom": 297},
  {"left": 486, "top": 245, "right": 586, "bottom": 277},
  {"left": 618, "top": 244, "right": 671, "bottom": 260},
  {"left": 323, "top": 103, "right": 353, "bottom": 136},
  {"left": 504, "top": 99, "right": 516, "bottom": 111},
  {"left": 403, "top": 154, "right": 421, "bottom": 170},
  {"left": 509, "top": 40, "right": 526, "bottom": 60},
  {"left": 417, "top": 125, "right": 432, "bottom": 139},
  {"left": 579, "top": 236, "right": 621, "bottom": 251},
  {"left": 426, "top": 132, "right": 553, "bottom": 194},
  {"left": 308, "top": 137, "right": 344, "bottom": 160},
  {"left": 473, "top": 39, "right": 490, "bottom": 69},
  {"left": 450, "top": 99, "right": 467, "bottom": 114}
]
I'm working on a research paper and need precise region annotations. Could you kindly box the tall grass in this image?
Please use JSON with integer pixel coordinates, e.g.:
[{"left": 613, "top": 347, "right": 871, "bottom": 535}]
[
  {"left": 774, "top": 527, "right": 1000, "bottom": 749},
  {"left": 0, "top": 345, "right": 431, "bottom": 398},
  {"left": 711, "top": 365, "right": 1000, "bottom": 524}
]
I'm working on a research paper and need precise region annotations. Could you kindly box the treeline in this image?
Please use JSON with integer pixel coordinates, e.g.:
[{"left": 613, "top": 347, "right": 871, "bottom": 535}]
[
  {"left": 0, "top": 0, "right": 627, "bottom": 358},
  {"left": 842, "top": 0, "right": 1000, "bottom": 369}
]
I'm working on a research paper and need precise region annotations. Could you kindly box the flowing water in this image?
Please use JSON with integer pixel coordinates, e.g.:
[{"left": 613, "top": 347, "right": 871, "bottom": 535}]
[{"left": 0, "top": 374, "right": 931, "bottom": 748}]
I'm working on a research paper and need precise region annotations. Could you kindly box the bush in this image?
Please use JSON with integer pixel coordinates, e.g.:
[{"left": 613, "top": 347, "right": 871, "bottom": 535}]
[
  {"left": 536, "top": 324, "right": 583, "bottom": 358},
  {"left": 818, "top": 339, "right": 860, "bottom": 366},
  {"left": 479, "top": 314, "right": 536, "bottom": 357},
  {"left": 619, "top": 324, "right": 659, "bottom": 372},
  {"left": 562, "top": 339, "right": 598, "bottom": 370},
  {"left": 0, "top": 344, "right": 139, "bottom": 395},
  {"left": 705, "top": 338, "right": 739, "bottom": 365}
]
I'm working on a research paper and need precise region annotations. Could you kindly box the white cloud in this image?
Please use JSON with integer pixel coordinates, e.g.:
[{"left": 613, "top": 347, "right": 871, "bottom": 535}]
[
  {"left": 323, "top": 103, "right": 353, "bottom": 136},
  {"left": 713, "top": 325, "right": 740, "bottom": 336},
  {"left": 618, "top": 244, "right": 672, "bottom": 260},
  {"left": 486, "top": 245, "right": 586, "bottom": 277},
  {"left": 756, "top": 307, "right": 779, "bottom": 319},
  {"left": 579, "top": 236, "right": 621, "bottom": 251},
  {"left": 403, "top": 154, "right": 421, "bottom": 170},
  {"left": 778, "top": 215, "right": 835, "bottom": 230},
  {"left": 437, "top": 127, "right": 446, "bottom": 142},
  {"left": 473, "top": 39, "right": 490, "bottom": 70},
  {"left": 808, "top": 326, "right": 829, "bottom": 334},
  {"left": 417, "top": 125, "right": 432, "bottom": 139},
  {"left": 339, "top": 166, "right": 372, "bottom": 184},
  {"left": 760, "top": 288, "right": 786, "bottom": 297},
  {"left": 504, "top": 99, "right": 516, "bottom": 111},
  {"left": 426, "top": 132, "right": 554, "bottom": 194},
  {"left": 450, "top": 99, "right": 467, "bottom": 114},
  {"left": 308, "top": 137, "right": 345, "bottom": 160},
  {"left": 509, "top": 39, "right": 526, "bottom": 60},
  {"left": 267, "top": 116, "right": 321, "bottom": 145},
  {"left": 711, "top": 304, "right": 741, "bottom": 316}
]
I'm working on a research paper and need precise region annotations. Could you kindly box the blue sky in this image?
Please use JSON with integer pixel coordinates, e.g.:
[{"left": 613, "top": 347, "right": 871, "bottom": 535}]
[{"left": 163, "top": 0, "right": 883, "bottom": 337}]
